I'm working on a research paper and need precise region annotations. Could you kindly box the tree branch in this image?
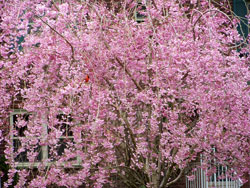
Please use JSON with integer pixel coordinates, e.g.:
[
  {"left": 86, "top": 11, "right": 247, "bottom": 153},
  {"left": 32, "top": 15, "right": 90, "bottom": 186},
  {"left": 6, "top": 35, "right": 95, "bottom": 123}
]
[
  {"left": 192, "top": 9, "right": 233, "bottom": 41},
  {"left": 116, "top": 105, "right": 137, "bottom": 150},
  {"left": 165, "top": 169, "right": 184, "bottom": 187},
  {"left": 39, "top": 17, "right": 75, "bottom": 61},
  {"left": 102, "top": 39, "right": 143, "bottom": 92},
  {"left": 159, "top": 164, "right": 173, "bottom": 188},
  {"left": 116, "top": 166, "right": 145, "bottom": 186},
  {"left": 114, "top": 57, "right": 143, "bottom": 91}
]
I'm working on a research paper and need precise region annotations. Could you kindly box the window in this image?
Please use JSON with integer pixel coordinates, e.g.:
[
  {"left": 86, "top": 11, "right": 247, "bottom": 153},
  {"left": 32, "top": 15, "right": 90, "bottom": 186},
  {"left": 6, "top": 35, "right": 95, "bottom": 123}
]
[
  {"left": 48, "top": 114, "right": 75, "bottom": 162},
  {"left": 234, "top": 0, "right": 249, "bottom": 38},
  {"left": 247, "top": 1, "right": 250, "bottom": 34},
  {"left": 134, "top": 1, "right": 147, "bottom": 23},
  {"left": 10, "top": 110, "right": 44, "bottom": 167},
  {"left": 247, "top": 1, "right": 250, "bottom": 14},
  {"left": 10, "top": 110, "right": 81, "bottom": 168}
]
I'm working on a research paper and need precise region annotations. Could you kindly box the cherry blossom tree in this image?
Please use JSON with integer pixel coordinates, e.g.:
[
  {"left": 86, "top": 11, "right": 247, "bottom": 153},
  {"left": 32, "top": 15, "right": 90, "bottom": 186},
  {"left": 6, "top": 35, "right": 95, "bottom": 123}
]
[{"left": 0, "top": 0, "right": 249, "bottom": 187}]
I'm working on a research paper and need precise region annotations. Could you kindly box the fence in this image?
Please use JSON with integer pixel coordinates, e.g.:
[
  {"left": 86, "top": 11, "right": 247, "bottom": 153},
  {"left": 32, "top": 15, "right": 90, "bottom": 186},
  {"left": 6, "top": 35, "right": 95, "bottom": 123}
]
[{"left": 186, "top": 161, "right": 242, "bottom": 188}]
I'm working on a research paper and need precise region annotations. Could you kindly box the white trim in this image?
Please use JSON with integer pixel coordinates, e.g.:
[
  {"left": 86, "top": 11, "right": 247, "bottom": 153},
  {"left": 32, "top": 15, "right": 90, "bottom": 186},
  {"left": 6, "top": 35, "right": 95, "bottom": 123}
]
[
  {"left": 134, "top": 1, "right": 147, "bottom": 22},
  {"left": 10, "top": 110, "right": 82, "bottom": 168},
  {"left": 186, "top": 156, "right": 242, "bottom": 188}
]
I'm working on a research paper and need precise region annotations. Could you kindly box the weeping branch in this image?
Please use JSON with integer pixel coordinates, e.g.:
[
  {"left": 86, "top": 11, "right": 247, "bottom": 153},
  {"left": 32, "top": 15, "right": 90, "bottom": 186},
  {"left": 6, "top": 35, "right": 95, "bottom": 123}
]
[
  {"left": 115, "top": 57, "right": 143, "bottom": 91},
  {"left": 39, "top": 17, "right": 75, "bottom": 61},
  {"left": 192, "top": 9, "right": 233, "bottom": 41}
]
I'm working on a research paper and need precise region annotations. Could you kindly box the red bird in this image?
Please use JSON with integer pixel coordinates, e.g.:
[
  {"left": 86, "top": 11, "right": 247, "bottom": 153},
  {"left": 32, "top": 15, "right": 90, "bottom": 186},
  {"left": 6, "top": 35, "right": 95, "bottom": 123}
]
[{"left": 84, "top": 75, "right": 90, "bottom": 83}]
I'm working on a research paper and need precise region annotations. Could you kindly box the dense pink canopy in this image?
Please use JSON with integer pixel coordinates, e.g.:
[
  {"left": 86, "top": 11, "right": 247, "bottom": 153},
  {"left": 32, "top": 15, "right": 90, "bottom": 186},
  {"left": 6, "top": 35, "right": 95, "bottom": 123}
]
[{"left": 0, "top": 0, "right": 249, "bottom": 187}]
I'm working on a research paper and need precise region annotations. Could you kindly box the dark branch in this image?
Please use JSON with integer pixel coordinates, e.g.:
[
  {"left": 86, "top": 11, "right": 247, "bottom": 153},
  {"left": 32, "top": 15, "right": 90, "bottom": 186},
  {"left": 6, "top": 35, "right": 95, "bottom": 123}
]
[{"left": 39, "top": 17, "right": 75, "bottom": 61}]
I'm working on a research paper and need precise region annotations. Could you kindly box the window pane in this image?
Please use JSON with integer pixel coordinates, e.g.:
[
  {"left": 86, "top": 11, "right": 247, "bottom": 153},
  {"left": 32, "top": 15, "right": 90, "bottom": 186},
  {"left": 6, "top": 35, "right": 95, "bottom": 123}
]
[
  {"left": 13, "top": 139, "right": 42, "bottom": 162},
  {"left": 48, "top": 138, "right": 75, "bottom": 161},
  {"left": 135, "top": 3, "right": 146, "bottom": 22},
  {"left": 13, "top": 114, "right": 29, "bottom": 137},
  {"left": 56, "top": 114, "right": 73, "bottom": 137}
]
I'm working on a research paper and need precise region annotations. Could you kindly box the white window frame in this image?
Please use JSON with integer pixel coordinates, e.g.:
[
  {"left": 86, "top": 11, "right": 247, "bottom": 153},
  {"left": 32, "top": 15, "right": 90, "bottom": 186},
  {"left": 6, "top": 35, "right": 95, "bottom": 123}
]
[
  {"left": 246, "top": 0, "right": 250, "bottom": 34},
  {"left": 10, "top": 109, "right": 45, "bottom": 168},
  {"left": 10, "top": 109, "right": 81, "bottom": 168},
  {"left": 134, "top": 1, "right": 147, "bottom": 22}
]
